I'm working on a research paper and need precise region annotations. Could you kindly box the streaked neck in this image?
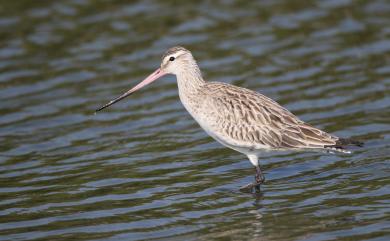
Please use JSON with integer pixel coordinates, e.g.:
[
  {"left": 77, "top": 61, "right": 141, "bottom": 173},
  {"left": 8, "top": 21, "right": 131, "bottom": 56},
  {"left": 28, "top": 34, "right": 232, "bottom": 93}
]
[{"left": 176, "top": 62, "right": 205, "bottom": 95}]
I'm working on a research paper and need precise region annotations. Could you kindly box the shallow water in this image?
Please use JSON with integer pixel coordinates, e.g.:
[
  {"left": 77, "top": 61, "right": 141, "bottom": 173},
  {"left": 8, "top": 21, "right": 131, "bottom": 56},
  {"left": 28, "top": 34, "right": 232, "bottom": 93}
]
[{"left": 0, "top": 0, "right": 389, "bottom": 240}]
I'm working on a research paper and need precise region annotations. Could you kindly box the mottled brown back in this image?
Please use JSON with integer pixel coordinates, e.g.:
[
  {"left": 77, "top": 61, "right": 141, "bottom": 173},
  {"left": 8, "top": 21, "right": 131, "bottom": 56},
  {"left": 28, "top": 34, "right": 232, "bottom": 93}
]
[{"left": 199, "top": 82, "right": 339, "bottom": 149}]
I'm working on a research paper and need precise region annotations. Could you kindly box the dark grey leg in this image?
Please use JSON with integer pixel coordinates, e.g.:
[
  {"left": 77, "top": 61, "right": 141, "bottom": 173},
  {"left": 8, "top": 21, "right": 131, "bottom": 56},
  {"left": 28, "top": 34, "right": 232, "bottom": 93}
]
[
  {"left": 254, "top": 165, "right": 265, "bottom": 192},
  {"left": 240, "top": 165, "right": 265, "bottom": 193}
]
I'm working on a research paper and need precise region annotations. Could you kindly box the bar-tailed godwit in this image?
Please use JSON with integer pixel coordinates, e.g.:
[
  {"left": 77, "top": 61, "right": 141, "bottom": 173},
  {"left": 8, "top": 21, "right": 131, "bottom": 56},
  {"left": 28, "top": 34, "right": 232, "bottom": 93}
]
[{"left": 96, "top": 46, "right": 362, "bottom": 192}]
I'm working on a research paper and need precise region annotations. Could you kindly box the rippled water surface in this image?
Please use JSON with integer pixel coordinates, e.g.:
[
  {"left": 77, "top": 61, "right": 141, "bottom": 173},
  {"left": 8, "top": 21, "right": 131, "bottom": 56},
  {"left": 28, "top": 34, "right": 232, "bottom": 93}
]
[{"left": 1, "top": 0, "right": 389, "bottom": 240}]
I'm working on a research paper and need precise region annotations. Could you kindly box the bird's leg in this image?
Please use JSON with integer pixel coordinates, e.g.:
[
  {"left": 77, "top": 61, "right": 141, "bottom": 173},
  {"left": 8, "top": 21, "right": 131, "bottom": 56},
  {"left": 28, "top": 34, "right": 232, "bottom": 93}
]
[
  {"left": 239, "top": 166, "right": 265, "bottom": 193},
  {"left": 240, "top": 155, "right": 265, "bottom": 193},
  {"left": 254, "top": 165, "right": 265, "bottom": 192}
]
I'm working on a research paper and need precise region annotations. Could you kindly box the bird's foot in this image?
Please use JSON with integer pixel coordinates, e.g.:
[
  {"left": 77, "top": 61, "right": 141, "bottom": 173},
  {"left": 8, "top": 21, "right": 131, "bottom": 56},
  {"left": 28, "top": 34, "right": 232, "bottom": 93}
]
[
  {"left": 240, "top": 165, "right": 265, "bottom": 193},
  {"left": 239, "top": 181, "right": 263, "bottom": 193}
]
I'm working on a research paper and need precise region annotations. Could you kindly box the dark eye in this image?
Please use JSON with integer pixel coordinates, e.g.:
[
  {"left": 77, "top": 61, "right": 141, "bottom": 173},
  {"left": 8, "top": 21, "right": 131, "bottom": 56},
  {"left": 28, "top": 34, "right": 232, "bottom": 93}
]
[{"left": 169, "top": 56, "right": 175, "bottom": 61}]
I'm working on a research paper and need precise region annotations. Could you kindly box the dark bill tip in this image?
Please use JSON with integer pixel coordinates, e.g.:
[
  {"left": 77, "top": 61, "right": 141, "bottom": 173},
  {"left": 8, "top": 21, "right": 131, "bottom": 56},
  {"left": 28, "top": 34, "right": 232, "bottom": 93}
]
[
  {"left": 94, "top": 67, "right": 165, "bottom": 114},
  {"left": 95, "top": 91, "right": 133, "bottom": 113}
]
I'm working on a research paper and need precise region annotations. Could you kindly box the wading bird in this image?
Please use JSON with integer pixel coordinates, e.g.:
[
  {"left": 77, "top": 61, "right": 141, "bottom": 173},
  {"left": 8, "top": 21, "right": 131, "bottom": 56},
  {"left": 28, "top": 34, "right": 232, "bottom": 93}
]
[{"left": 96, "top": 46, "right": 362, "bottom": 192}]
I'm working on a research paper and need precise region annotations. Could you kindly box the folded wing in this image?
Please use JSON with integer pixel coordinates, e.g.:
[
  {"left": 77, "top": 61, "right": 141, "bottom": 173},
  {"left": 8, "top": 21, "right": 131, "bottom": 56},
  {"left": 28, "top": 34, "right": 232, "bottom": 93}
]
[{"left": 203, "top": 82, "right": 339, "bottom": 150}]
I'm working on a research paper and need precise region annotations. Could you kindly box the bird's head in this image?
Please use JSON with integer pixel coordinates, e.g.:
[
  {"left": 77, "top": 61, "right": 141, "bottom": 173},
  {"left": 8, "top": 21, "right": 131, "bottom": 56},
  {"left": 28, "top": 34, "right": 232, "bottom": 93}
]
[
  {"left": 160, "top": 46, "right": 195, "bottom": 75},
  {"left": 95, "top": 46, "right": 196, "bottom": 112}
]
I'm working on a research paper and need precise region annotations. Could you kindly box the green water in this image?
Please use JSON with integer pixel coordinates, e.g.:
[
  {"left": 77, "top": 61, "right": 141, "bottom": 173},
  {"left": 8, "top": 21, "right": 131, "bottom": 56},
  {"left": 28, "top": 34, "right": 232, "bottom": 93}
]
[{"left": 0, "top": 0, "right": 389, "bottom": 240}]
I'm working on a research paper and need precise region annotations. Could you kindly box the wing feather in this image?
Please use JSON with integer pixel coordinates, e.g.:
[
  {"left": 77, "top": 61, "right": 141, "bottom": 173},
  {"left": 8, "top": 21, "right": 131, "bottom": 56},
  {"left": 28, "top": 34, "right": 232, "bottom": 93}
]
[{"left": 201, "top": 82, "right": 338, "bottom": 149}]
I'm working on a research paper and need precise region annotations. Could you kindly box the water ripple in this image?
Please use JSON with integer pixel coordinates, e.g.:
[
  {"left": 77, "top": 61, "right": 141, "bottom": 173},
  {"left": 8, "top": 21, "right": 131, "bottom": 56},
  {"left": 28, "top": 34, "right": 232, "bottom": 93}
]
[{"left": 0, "top": 0, "right": 389, "bottom": 240}]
